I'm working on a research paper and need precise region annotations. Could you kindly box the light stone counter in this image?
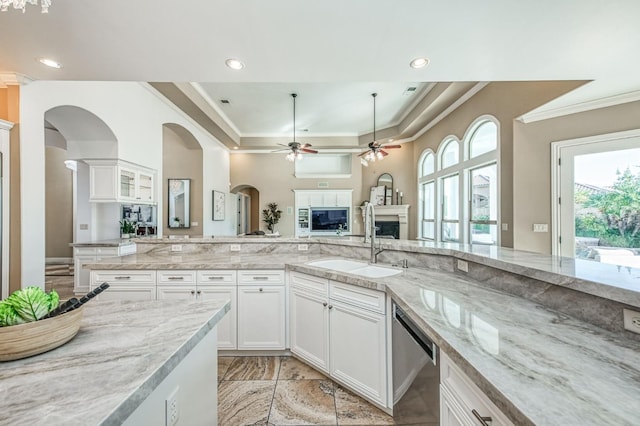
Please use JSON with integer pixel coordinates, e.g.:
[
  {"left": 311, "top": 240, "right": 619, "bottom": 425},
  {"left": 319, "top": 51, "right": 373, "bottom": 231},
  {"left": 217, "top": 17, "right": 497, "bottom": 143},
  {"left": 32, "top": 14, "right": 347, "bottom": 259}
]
[
  {"left": 286, "top": 261, "right": 640, "bottom": 426},
  {"left": 70, "top": 238, "right": 136, "bottom": 248},
  {"left": 0, "top": 299, "right": 230, "bottom": 425}
]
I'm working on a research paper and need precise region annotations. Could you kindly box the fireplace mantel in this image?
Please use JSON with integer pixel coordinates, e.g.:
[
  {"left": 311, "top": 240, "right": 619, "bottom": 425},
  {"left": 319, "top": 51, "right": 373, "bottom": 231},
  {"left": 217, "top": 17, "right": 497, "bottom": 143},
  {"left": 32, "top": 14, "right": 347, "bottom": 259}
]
[{"left": 360, "top": 204, "right": 410, "bottom": 240}]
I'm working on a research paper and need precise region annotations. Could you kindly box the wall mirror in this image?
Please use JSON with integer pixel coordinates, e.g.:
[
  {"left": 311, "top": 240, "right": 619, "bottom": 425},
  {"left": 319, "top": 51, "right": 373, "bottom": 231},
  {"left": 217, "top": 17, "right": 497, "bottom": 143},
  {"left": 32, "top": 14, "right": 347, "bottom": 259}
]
[
  {"left": 168, "top": 178, "right": 190, "bottom": 228},
  {"left": 377, "top": 173, "right": 393, "bottom": 205}
]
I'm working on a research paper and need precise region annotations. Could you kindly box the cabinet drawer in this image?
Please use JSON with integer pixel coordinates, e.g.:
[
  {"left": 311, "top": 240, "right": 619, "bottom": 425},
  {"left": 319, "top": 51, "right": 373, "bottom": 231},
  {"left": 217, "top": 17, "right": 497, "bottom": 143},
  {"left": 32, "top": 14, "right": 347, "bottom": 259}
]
[
  {"left": 118, "top": 244, "right": 137, "bottom": 256},
  {"left": 92, "top": 270, "right": 156, "bottom": 285},
  {"left": 75, "top": 247, "right": 96, "bottom": 256},
  {"left": 329, "top": 281, "right": 385, "bottom": 314},
  {"left": 238, "top": 270, "right": 285, "bottom": 285},
  {"left": 197, "top": 270, "right": 237, "bottom": 285},
  {"left": 440, "top": 352, "right": 514, "bottom": 426},
  {"left": 157, "top": 270, "right": 197, "bottom": 285},
  {"left": 96, "top": 247, "right": 119, "bottom": 257},
  {"left": 290, "top": 271, "right": 328, "bottom": 295}
]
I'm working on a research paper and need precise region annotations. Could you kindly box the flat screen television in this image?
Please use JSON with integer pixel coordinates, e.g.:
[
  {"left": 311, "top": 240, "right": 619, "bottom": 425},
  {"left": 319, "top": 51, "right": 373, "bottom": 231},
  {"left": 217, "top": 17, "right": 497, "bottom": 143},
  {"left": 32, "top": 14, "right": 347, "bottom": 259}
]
[{"left": 310, "top": 208, "right": 349, "bottom": 232}]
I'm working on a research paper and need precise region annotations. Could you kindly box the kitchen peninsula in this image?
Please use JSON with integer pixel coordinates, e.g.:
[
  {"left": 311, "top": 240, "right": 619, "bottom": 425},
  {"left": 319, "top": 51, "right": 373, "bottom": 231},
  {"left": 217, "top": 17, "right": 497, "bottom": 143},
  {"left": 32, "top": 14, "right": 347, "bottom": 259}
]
[
  {"left": 82, "top": 237, "right": 640, "bottom": 425},
  {"left": 0, "top": 299, "right": 230, "bottom": 425}
]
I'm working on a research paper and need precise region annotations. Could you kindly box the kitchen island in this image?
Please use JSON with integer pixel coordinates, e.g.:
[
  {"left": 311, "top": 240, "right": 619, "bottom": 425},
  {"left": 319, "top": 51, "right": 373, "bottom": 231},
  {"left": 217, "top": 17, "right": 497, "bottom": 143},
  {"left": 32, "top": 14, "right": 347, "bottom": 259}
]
[{"left": 0, "top": 299, "right": 230, "bottom": 425}]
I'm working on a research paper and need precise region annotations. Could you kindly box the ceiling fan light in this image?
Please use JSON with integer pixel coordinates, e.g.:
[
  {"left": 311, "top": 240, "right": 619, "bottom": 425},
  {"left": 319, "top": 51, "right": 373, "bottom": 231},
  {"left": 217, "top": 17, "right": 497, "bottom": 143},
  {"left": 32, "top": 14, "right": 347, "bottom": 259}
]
[
  {"left": 286, "top": 152, "right": 295, "bottom": 162},
  {"left": 376, "top": 151, "right": 384, "bottom": 160},
  {"left": 296, "top": 151, "right": 303, "bottom": 161},
  {"left": 360, "top": 158, "right": 369, "bottom": 167}
]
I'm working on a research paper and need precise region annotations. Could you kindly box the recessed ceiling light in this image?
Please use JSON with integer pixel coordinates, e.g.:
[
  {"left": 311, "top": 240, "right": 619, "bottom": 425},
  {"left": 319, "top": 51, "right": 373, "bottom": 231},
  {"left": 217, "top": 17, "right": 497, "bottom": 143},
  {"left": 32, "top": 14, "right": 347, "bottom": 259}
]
[
  {"left": 409, "top": 57, "right": 429, "bottom": 69},
  {"left": 225, "top": 58, "right": 245, "bottom": 70},
  {"left": 233, "top": 147, "right": 239, "bottom": 150},
  {"left": 38, "top": 58, "right": 62, "bottom": 69}
]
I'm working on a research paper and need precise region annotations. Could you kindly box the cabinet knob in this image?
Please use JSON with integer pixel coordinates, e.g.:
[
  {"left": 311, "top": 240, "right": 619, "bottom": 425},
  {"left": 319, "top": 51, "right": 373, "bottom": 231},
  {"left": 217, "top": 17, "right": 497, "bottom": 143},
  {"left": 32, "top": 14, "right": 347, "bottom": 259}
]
[
  {"left": 322, "top": 302, "right": 328, "bottom": 307},
  {"left": 196, "top": 290, "right": 201, "bottom": 295},
  {"left": 259, "top": 287, "right": 263, "bottom": 292},
  {"left": 190, "top": 290, "right": 195, "bottom": 295},
  {"left": 328, "top": 305, "right": 333, "bottom": 310}
]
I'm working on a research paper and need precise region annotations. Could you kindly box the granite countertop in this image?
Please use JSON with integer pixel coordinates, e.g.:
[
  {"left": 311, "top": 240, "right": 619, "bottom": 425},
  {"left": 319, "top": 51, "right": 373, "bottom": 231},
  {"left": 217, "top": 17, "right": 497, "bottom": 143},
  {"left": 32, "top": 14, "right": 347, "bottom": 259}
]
[
  {"left": 0, "top": 299, "right": 230, "bottom": 425},
  {"left": 71, "top": 238, "right": 136, "bottom": 248},
  {"left": 287, "top": 261, "right": 640, "bottom": 426}
]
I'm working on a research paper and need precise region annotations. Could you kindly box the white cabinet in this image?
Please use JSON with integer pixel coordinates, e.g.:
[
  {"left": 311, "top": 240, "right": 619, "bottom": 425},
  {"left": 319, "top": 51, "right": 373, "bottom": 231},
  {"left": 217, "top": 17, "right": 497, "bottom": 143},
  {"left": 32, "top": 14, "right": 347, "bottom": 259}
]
[
  {"left": 288, "top": 271, "right": 388, "bottom": 407},
  {"left": 237, "top": 270, "right": 286, "bottom": 350},
  {"left": 86, "top": 160, "right": 156, "bottom": 204},
  {"left": 290, "top": 273, "right": 330, "bottom": 372},
  {"left": 75, "top": 244, "right": 136, "bottom": 294},
  {"left": 157, "top": 270, "right": 237, "bottom": 350},
  {"left": 90, "top": 270, "right": 156, "bottom": 300},
  {"left": 440, "top": 351, "right": 513, "bottom": 426}
]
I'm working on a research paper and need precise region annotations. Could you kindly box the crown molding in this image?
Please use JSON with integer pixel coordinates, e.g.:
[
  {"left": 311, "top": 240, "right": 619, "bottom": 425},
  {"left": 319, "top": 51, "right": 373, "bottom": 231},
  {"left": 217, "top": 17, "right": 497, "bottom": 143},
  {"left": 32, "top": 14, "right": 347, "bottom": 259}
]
[
  {"left": 518, "top": 90, "right": 640, "bottom": 124},
  {"left": 190, "top": 82, "right": 243, "bottom": 136},
  {"left": 0, "top": 73, "right": 33, "bottom": 88}
]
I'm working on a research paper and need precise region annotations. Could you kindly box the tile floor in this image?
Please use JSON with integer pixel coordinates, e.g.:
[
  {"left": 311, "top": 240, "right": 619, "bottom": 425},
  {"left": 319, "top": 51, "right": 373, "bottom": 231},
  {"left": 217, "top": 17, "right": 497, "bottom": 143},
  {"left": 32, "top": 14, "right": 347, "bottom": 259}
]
[{"left": 218, "top": 356, "right": 395, "bottom": 426}]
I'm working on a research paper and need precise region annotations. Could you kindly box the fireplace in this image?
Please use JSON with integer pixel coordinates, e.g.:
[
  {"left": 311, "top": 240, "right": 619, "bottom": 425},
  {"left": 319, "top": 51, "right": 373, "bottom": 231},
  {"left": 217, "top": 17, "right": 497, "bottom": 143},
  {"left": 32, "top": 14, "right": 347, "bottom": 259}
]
[{"left": 360, "top": 204, "right": 410, "bottom": 240}]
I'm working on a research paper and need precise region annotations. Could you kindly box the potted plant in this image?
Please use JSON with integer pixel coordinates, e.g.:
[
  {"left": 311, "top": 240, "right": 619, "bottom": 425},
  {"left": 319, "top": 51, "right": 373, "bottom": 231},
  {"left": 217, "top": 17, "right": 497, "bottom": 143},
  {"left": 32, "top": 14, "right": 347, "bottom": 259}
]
[
  {"left": 172, "top": 217, "right": 181, "bottom": 227},
  {"left": 119, "top": 219, "right": 136, "bottom": 238},
  {"left": 262, "top": 202, "right": 282, "bottom": 234}
]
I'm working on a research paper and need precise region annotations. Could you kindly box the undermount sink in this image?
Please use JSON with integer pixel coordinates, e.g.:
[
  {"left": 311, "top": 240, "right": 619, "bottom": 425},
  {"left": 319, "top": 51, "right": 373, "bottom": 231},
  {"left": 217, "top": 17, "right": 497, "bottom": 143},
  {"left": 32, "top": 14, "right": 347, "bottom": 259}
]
[{"left": 307, "top": 259, "right": 402, "bottom": 278}]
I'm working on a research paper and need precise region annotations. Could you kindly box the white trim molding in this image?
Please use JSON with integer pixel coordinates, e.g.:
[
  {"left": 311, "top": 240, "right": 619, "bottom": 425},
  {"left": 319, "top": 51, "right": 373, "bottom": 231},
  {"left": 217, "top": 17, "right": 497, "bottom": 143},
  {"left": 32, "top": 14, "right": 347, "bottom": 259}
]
[
  {"left": 0, "top": 72, "right": 33, "bottom": 88},
  {"left": 519, "top": 90, "right": 640, "bottom": 124}
]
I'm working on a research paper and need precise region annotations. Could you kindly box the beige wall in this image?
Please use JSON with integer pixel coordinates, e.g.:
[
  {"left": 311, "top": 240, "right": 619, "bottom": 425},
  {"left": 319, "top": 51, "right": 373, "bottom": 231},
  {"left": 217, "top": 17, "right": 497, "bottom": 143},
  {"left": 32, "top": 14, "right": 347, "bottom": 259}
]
[
  {"left": 162, "top": 126, "right": 203, "bottom": 236},
  {"left": 45, "top": 146, "right": 73, "bottom": 258},
  {"left": 3, "top": 86, "right": 21, "bottom": 293},
  {"left": 411, "top": 81, "right": 585, "bottom": 244},
  {"left": 231, "top": 153, "right": 364, "bottom": 236},
  {"left": 514, "top": 100, "right": 640, "bottom": 254}
]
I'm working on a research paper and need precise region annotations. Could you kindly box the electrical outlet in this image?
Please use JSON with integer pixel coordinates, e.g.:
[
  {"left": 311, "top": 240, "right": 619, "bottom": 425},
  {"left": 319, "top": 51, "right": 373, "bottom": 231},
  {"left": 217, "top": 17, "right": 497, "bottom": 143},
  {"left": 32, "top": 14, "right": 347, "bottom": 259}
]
[
  {"left": 623, "top": 308, "right": 640, "bottom": 334},
  {"left": 501, "top": 223, "right": 508, "bottom": 231},
  {"left": 230, "top": 244, "right": 241, "bottom": 252},
  {"left": 191, "top": 221, "right": 198, "bottom": 226},
  {"left": 298, "top": 244, "right": 308, "bottom": 251},
  {"left": 457, "top": 259, "right": 469, "bottom": 272},
  {"left": 165, "top": 386, "right": 179, "bottom": 426},
  {"left": 286, "top": 206, "right": 293, "bottom": 215},
  {"left": 171, "top": 244, "right": 182, "bottom": 252},
  {"left": 79, "top": 224, "right": 89, "bottom": 230}
]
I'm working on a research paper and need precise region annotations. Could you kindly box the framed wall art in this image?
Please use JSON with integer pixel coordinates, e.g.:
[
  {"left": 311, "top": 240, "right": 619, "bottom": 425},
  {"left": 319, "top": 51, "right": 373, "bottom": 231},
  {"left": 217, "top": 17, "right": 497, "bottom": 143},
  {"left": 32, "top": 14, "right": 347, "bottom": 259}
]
[{"left": 213, "top": 190, "right": 225, "bottom": 221}]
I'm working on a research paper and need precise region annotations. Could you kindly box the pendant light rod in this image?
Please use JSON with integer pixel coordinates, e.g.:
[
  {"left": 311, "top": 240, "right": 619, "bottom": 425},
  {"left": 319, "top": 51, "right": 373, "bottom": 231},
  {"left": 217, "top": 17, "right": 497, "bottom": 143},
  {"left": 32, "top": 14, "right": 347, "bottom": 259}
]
[
  {"left": 371, "top": 93, "right": 378, "bottom": 143},
  {"left": 291, "top": 93, "right": 297, "bottom": 143}
]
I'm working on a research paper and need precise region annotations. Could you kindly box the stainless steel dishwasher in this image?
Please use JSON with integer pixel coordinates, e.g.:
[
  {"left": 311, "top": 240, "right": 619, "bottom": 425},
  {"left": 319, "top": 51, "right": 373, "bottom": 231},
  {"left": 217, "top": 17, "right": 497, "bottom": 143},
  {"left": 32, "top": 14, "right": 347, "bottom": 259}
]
[{"left": 392, "top": 300, "right": 440, "bottom": 426}]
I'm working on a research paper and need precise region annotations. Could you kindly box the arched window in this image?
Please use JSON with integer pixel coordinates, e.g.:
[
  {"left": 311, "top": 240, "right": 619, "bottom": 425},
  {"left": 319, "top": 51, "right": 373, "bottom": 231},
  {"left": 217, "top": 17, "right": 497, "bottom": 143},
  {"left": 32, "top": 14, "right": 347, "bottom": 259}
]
[
  {"left": 417, "top": 116, "right": 500, "bottom": 245},
  {"left": 440, "top": 139, "right": 459, "bottom": 169},
  {"left": 469, "top": 120, "right": 497, "bottom": 158}
]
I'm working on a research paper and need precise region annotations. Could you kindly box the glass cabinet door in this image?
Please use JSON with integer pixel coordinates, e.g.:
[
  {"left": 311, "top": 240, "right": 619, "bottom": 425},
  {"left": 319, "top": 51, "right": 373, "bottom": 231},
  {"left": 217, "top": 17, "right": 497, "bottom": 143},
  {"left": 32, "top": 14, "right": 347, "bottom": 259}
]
[
  {"left": 119, "top": 168, "right": 136, "bottom": 200},
  {"left": 138, "top": 172, "right": 154, "bottom": 202}
]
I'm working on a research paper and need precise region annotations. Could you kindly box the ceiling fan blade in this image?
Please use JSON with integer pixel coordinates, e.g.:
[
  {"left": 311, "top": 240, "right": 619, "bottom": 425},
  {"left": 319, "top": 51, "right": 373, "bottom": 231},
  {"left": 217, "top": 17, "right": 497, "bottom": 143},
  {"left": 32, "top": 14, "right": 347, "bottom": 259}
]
[
  {"left": 382, "top": 144, "right": 402, "bottom": 149},
  {"left": 301, "top": 143, "right": 313, "bottom": 148},
  {"left": 301, "top": 148, "right": 318, "bottom": 154}
]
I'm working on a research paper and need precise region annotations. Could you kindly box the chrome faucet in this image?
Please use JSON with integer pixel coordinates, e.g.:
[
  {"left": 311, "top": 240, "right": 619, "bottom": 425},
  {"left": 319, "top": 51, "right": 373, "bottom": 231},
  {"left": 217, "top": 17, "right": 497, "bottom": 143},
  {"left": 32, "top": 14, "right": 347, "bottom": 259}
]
[{"left": 364, "top": 202, "right": 384, "bottom": 263}]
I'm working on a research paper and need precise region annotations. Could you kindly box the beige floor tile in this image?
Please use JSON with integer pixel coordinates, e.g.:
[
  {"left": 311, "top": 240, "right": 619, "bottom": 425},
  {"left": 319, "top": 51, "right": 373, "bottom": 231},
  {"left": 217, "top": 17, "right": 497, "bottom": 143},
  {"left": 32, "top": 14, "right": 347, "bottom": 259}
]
[
  {"left": 334, "top": 385, "right": 395, "bottom": 425},
  {"left": 269, "top": 379, "right": 337, "bottom": 425},
  {"left": 45, "top": 275, "right": 75, "bottom": 300},
  {"left": 225, "top": 356, "right": 281, "bottom": 381},
  {"left": 278, "top": 356, "right": 328, "bottom": 380},
  {"left": 218, "top": 380, "right": 276, "bottom": 426},
  {"left": 218, "top": 356, "right": 235, "bottom": 381}
]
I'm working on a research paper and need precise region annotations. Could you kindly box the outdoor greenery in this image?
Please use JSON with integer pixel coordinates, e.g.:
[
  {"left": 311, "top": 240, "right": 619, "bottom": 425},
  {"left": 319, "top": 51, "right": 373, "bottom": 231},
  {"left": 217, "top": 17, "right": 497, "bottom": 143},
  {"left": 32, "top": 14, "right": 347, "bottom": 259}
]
[
  {"left": 575, "top": 167, "right": 640, "bottom": 248},
  {"left": 262, "top": 202, "right": 282, "bottom": 233}
]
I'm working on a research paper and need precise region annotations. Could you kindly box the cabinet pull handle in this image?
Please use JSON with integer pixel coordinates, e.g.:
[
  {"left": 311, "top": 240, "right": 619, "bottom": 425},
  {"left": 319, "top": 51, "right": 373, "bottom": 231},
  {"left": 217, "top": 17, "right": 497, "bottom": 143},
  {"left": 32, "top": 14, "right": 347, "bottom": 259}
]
[
  {"left": 114, "top": 276, "right": 131, "bottom": 280},
  {"left": 208, "top": 276, "right": 224, "bottom": 280},
  {"left": 168, "top": 276, "right": 184, "bottom": 280},
  {"left": 471, "top": 409, "right": 492, "bottom": 426},
  {"left": 252, "top": 276, "right": 269, "bottom": 281},
  {"left": 328, "top": 305, "right": 333, "bottom": 309},
  {"left": 190, "top": 290, "right": 195, "bottom": 295},
  {"left": 322, "top": 302, "right": 328, "bottom": 307},
  {"left": 196, "top": 290, "right": 201, "bottom": 295}
]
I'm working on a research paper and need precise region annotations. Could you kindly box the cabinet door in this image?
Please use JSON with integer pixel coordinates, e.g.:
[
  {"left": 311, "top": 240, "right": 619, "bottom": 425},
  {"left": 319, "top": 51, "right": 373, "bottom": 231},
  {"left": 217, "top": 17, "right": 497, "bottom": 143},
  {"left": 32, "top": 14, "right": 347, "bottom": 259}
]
[
  {"left": 290, "top": 286, "right": 329, "bottom": 373},
  {"left": 336, "top": 192, "right": 352, "bottom": 207},
  {"left": 74, "top": 255, "right": 95, "bottom": 294},
  {"left": 137, "top": 171, "right": 154, "bottom": 203},
  {"left": 308, "top": 192, "right": 324, "bottom": 207},
  {"left": 322, "top": 192, "right": 337, "bottom": 207},
  {"left": 198, "top": 286, "right": 237, "bottom": 350},
  {"left": 89, "top": 165, "right": 117, "bottom": 201},
  {"left": 157, "top": 285, "right": 196, "bottom": 300},
  {"left": 329, "top": 300, "right": 387, "bottom": 405},
  {"left": 440, "top": 385, "right": 473, "bottom": 426},
  {"left": 237, "top": 286, "right": 286, "bottom": 350},
  {"left": 118, "top": 166, "right": 137, "bottom": 201}
]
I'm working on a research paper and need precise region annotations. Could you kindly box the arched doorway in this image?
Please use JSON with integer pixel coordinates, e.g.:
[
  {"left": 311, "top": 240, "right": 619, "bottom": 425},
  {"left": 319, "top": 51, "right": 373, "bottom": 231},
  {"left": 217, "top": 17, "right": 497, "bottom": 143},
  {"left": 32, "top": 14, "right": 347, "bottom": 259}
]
[{"left": 231, "top": 185, "right": 260, "bottom": 235}]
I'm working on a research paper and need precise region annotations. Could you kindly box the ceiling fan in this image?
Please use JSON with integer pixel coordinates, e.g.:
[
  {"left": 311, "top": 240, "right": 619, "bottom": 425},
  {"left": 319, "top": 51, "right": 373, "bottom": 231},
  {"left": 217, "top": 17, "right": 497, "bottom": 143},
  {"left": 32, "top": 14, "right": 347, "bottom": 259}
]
[
  {"left": 274, "top": 93, "right": 318, "bottom": 161},
  {"left": 359, "top": 93, "right": 401, "bottom": 167}
]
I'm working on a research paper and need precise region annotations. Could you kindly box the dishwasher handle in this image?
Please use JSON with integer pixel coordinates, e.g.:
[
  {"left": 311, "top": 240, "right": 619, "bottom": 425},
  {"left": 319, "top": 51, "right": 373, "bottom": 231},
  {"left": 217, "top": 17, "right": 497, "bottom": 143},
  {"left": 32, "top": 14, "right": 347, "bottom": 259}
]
[{"left": 393, "top": 301, "right": 437, "bottom": 364}]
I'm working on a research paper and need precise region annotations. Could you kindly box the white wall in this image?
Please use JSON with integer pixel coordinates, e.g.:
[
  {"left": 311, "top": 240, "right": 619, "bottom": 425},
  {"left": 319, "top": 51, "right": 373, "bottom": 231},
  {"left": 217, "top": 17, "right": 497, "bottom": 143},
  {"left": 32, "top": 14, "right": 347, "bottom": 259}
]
[
  {"left": 20, "top": 81, "right": 231, "bottom": 286},
  {"left": 203, "top": 146, "right": 236, "bottom": 236}
]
